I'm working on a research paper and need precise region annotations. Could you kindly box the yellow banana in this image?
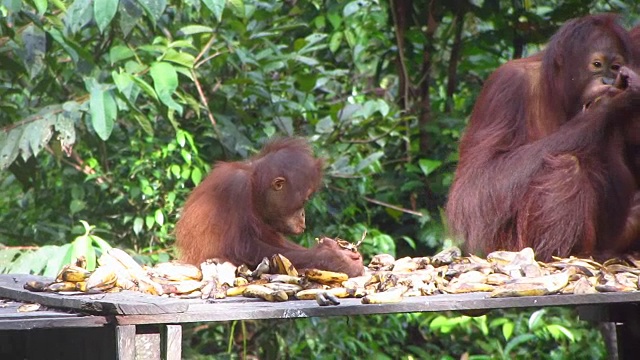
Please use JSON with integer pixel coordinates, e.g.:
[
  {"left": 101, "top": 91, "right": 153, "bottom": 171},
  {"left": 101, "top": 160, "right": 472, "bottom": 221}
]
[
  {"left": 295, "top": 287, "right": 349, "bottom": 300},
  {"left": 490, "top": 283, "right": 548, "bottom": 298},
  {"left": 75, "top": 281, "right": 87, "bottom": 292},
  {"left": 304, "top": 269, "right": 349, "bottom": 284},
  {"left": 263, "top": 282, "right": 303, "bottom": 296},
  {"left": 58, "top": 265, "right": 92, "bottom": 283},
  {"left": 86, "top": 266, "right": 118, "bottom": 292},
  {"left": 234, "top": 277, "right": 249, "bottom": 286},
  {"left": 46, "top": 282, "right": 78, "bottom": 292},
  {"left": 243, "top": 284, "right": 288, "bottom": 302},
  {"left": 270, "top": 254, "right": 299, "bottom": 276},
  {"left": 226, "top": 285, "right": 248, "bottom": 297},
  {"left": 136, "top": 276, "right": 164, "bottom": 296},
  {"left": 361, "top": 286, "right": 407, "bottom": 304}
]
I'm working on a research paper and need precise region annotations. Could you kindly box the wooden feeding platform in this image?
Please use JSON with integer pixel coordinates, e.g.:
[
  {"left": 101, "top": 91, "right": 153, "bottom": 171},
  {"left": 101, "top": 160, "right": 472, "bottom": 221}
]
[{"left": 1, "top": 273, "right": 640, "bottom": 359}]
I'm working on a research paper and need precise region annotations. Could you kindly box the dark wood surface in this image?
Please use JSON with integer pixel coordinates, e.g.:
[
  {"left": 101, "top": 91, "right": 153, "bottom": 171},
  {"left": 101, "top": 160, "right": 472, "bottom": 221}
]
[
  {"left": 0, "top": 299, "right": 108, "bottom": 330},
  {"left": 0, "top": 274, "right": 188, "bottom": 315},
  {"left": 3, "top": 274, "right": 640, "bottom": 327},
  {"left": 116, "top": 290, "right": 640, "bottom": 325}
]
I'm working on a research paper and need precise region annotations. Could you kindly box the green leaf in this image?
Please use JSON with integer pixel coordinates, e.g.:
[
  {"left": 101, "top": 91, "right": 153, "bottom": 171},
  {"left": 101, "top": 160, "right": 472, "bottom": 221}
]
[
  {"left": 191, "top": 167, "right": 203, "bottom": 185},
  {"left": 163, "top": 49, "right": 195, "bottom": 68},
  {"left": 119, "top": 0, "right": 143, "bottom": 36},
  {"left": 150, "top": 62, "right": 183, "bottom": 114},
  {"left": 502, "top": 321, "right": 514, "bottom": 340},
  {"left": 0, "top": 128, "right": 21, "bottom": 170},
  {"left": 137, "top": 0, "right": 167, "bottom": 25},
  {"left": 180, "top": 165, "right": 191, "bottom": 180},
  {"left": 33, "top": 0, "right": 48, "bottom": 15},
  {"left": 131, "top": 76, "right": 159, "bottom": 101},
  {"left": 94, "top": 0, "right": 119, "bottom": 33},
  {"left": 89, "top": 235, "right": 112, "bottom": 254},
  {"left": 293, "top": 55, "right": 319, "bottom": 66},
  {"left": 47, "top": 28, "right": 79, "bottom": 64},
  {"left": 504, "top": 334, "right": 537, "bottom": 356},
  {"left": 227, "top": 0, "right": 244, "bottom": 18},
  {"left": 64, "top": 0, "right": 94, "bottom": 35},
  {"left": 69, "top": 234, "right": 97, "bottom": 270},
  {"left": 179, "top": 25, "right": 214, "bottom": 36},
  {"left": 295, "top": 73, "right": 318, "bottom": 92},
  {"left": 170, "top": 164, "right": 180, "bottom": 177},
  {"left": 329, "top": 31, "right": 343, "bottom": 53},
  {"left": 418, "top": 159, "right": 442, "bottom": 177},
  {"left": 55, "top": 113, "right": 77, "bottom": 151},
  {"left": 29, "top": 116, "right": 55, "bottom": 158},
  {"left": 109, "top": 45, "right": 135, "bottom": 64},
  {"left": 343, "top": 1, "right": 362, "bottom": 17},
  {"left": 0, "top": 248, "right": 21, "bottom": 273},
  {"left": 145, "top": 214, "right": 155, "bottom": 229},
  {"left": 133, "top": 217, "right": 144, "bottom": 235},
  {"left": 133, "top": 114, "right": 154, "bottom": 136},
  {"left": 202, "top": 0, "right": 226, "bottom": 22},
  {"left": 21, "top": 25, "right": 47, "bottom": 79},
  {"left": 546, "top": 324, "right": 575, "bottom": 342},
  {"left": 41, "top": 245, "right": 69, "bottom": 277},
  {"left": 70, "top": 199, "right": 86, "bottom": 215},
  {"left": 155, "top": 209, "right": 165, "bottom": 226},
  {"left": 528, "top": 309, "right": 546, "bottom": 330},
  {"left": 355, "top": 151, "right": 384, "bottom": 172},
  {"left": 89, "top": 82, "right": 117, "bottom": 140}
]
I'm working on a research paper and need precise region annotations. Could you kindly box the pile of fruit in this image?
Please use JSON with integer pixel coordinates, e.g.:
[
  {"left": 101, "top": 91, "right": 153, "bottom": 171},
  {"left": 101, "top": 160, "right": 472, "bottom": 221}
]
[{"left": 24, "top": 246, "right": 640, "bottom": 305}]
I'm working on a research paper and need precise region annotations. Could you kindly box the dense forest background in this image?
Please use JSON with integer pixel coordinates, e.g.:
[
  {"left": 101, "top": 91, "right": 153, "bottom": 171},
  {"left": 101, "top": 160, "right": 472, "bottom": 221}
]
[{"left": 2, "top": 0, "right": 639, "bottom": 358}]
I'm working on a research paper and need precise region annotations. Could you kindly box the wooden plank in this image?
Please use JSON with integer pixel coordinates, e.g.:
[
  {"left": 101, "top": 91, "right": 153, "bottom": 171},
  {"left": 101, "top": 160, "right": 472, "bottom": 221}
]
[
  {"left": 0, "top": 299, "right": 109, "bottom": 330},
  {"left": 115, "top": 291, "right": 640, "bottom": 325},
  {"left": 0, "top": 274, "right": 188, "bottom": 315},
  {"left": 116, "top": 325, "right": 136, "bottom": 360},
  {"left": 161, "top": 325, "right": 182, "bottom": 360}
]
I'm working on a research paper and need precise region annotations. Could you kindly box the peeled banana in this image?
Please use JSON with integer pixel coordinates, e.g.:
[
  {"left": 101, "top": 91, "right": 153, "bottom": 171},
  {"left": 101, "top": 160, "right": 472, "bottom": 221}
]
[{"left": 86, "top": 265, "right": 118, "bottom": 292}]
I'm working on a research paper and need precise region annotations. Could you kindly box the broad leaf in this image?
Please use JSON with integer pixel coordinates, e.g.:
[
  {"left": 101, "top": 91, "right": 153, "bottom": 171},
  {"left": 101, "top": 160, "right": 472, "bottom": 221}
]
[
  {"left": 0, "top": 128, "right": 21, "bottom": 170},
  {"left": 119, "top": 0, "right": 143, "bottom": 36},
  {"left": 178, "top": 25, "right": 215, "bottom": 36},
  {"left": 202, "top": 0, "right": 226, "bottom": 22},
  {"left": 94, "top": 0, "right": 119, "bottom": 33},
  {"left": 21, "top": 25, "right": 46, "bottom": 79},
  {"left": 150, "top": 61, "right": 183, "bottom": 114},
  {"left": 64, "top": 0, "right": 94, "bottom": 35},
  {"left": 89, "top": 81, "right": 117, "bottom": 140}
]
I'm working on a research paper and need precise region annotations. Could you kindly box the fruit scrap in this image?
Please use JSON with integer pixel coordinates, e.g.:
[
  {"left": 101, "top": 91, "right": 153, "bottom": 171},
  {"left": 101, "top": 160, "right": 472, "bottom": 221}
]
[
  {"left": 315, "top": 291, "right": 341, "bottom": 306},
  {"left": 304, "top": 269, "right": 349, "bottom": 284},
  {"left": 361, "top": 286, "right": 408, "bottom": 304},
  {"left": 86, "top": 265, "right": 118, "bottom": 292},
  {"left": 243, "top": 284, "right": 288, "bottom": 302}
]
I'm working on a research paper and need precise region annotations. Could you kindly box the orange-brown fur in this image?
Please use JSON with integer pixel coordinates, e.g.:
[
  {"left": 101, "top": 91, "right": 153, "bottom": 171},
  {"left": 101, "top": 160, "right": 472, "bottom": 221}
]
[
  {"left": 446, "top": 15, "right": 640, "bottom": 260},
  {"left": 175, "top": 137, "right": 364, "bottom": 277}
]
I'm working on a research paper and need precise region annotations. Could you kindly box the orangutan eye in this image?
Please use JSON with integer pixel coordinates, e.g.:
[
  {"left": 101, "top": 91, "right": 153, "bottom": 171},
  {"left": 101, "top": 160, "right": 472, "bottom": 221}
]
[
  {"left": 592, "top": 61, "right": 602, "bottom": 68},
  {"left": 611, "top": 64, "right": 621, "bottom": 71}
]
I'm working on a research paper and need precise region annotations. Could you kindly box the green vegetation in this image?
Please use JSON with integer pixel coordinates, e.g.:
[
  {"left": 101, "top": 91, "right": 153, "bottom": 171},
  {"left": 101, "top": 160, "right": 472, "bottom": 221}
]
[{"left": 1, "top": 0, "right": 637, "bottom": 358}]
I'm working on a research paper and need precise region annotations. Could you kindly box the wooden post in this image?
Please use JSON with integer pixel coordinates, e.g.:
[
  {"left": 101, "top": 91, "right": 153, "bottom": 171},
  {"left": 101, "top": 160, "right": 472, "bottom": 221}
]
[
  {"left": 116, "top": 325, "right": 136, "bottom": 360},
  {"left": 161, "top": 325, "right": 182, "bottom": 360}
]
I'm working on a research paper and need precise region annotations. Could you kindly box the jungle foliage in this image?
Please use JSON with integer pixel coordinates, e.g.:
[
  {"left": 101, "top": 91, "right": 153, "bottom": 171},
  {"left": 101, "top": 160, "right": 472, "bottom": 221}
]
[{"left": 1, "top": 0, "right": 638, "bottom": 358}]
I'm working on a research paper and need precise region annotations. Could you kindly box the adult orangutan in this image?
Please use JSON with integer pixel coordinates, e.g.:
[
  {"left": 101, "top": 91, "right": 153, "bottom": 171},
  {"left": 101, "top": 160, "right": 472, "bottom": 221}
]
[
  {"left": 175, "top": 137, "right": 364, "bottom": 277},
  {"left": 446, "top": 14, "right": 640, "bottom": 260}
]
